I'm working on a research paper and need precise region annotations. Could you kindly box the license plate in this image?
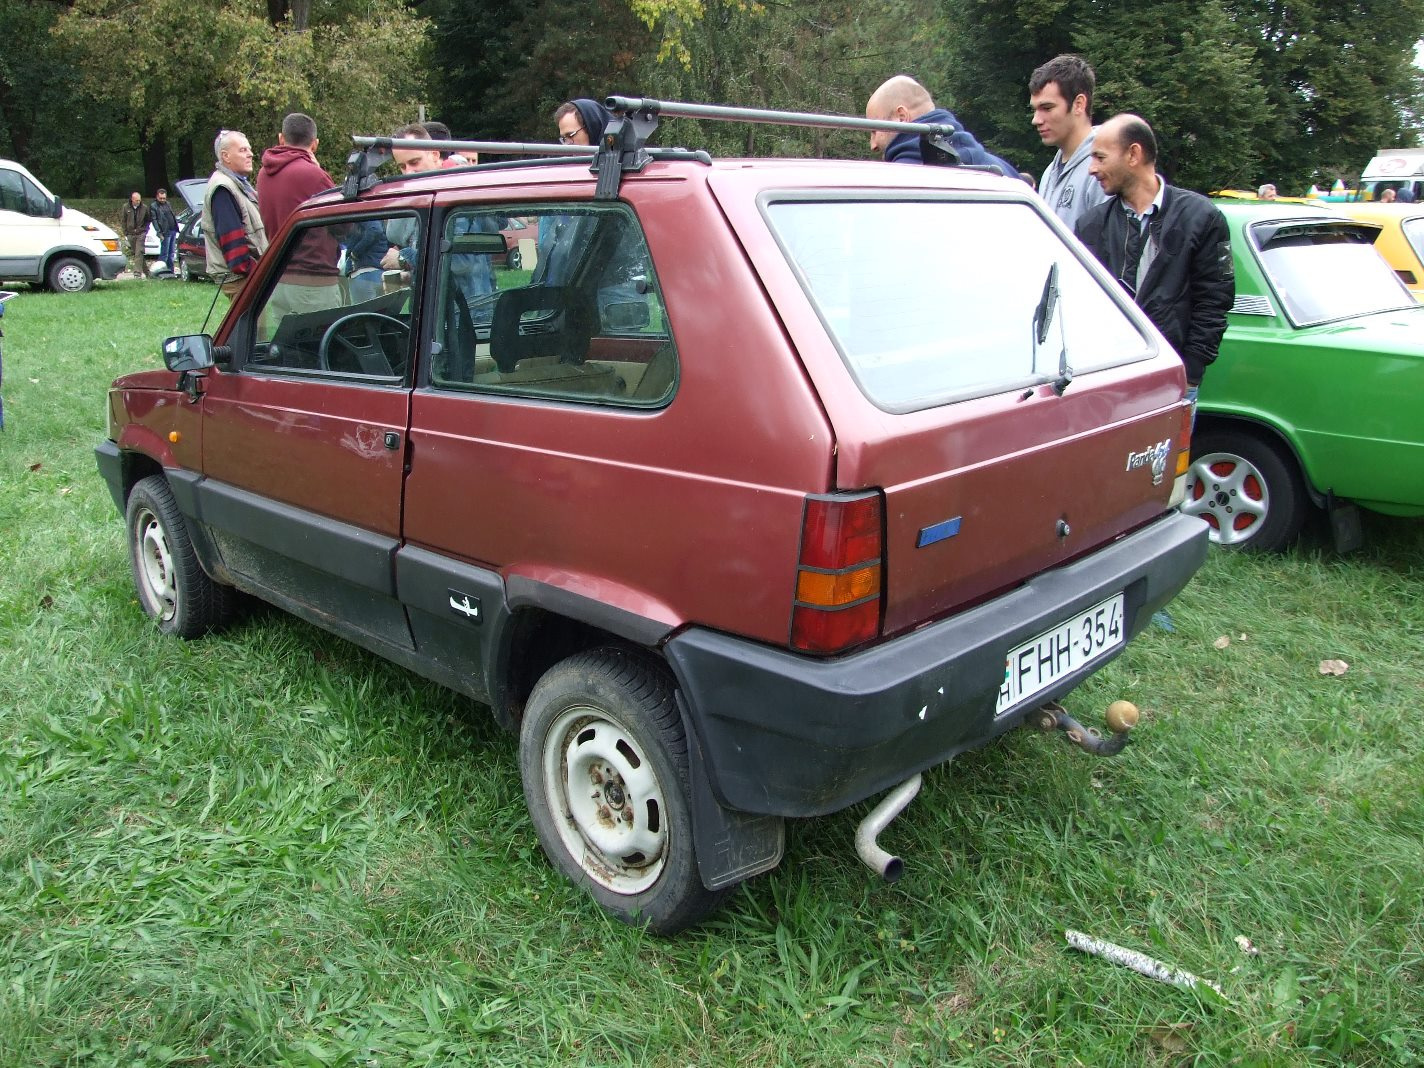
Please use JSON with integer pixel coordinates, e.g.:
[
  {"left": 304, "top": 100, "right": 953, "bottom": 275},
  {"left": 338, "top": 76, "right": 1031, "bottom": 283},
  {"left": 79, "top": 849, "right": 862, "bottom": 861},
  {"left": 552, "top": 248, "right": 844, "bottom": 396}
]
[{"left": 996, "top": 594, "right": 1125, "bottom": 716}]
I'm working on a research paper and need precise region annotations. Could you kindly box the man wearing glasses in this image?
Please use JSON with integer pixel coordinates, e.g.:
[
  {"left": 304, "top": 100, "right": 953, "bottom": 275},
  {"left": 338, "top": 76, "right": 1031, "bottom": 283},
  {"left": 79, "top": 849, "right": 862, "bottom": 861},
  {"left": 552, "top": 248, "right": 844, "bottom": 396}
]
[{"left": 554, "top": 99, "right": 613, "bottom": 146}]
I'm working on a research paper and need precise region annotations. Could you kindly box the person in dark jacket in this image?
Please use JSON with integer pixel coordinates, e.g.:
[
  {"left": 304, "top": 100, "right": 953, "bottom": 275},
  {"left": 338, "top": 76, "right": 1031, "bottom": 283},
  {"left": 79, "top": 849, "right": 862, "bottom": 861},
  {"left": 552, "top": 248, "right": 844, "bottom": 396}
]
[
  {"left": 1074, "top": 113, "right": 1234, "bottom": 405},
  {"left": 864, "top": 76, "right": 1019, "bottom": 177},
  {"left": 149, "top": 188, "right": 179, "bottom": 273},
  {"left": 119, "top": 192, "right": 151, "bottom": 278}
]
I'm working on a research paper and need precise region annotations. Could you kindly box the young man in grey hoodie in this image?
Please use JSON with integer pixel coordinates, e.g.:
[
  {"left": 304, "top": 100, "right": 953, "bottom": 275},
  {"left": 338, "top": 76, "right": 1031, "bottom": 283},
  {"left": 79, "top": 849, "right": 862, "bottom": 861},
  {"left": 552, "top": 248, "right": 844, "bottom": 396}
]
[{"left": 1029, "top": 55, "right": 1106, "bottom": 228}]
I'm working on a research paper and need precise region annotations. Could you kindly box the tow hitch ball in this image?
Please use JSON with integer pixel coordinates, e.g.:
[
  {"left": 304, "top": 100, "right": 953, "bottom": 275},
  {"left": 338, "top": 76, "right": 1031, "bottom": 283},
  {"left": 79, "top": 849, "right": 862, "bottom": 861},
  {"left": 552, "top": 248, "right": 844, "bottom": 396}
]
[{"left": 1034, "top": 700, "right": 1140, "bottom": 756}]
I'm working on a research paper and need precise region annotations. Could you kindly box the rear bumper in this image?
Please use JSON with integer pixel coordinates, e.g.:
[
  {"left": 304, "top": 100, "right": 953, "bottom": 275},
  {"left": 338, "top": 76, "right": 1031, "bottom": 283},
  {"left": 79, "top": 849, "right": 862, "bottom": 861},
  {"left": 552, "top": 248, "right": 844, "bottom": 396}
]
[{"left": 665, "top": 510, "right": 1207, "bottom": 818}]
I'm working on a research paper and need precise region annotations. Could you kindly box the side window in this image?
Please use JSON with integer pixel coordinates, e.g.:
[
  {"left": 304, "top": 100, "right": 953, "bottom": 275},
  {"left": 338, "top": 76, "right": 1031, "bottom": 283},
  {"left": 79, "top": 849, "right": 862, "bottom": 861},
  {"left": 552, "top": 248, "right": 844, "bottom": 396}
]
[
  {"left": 247, "top": 213, "right": 417, "bottom": 380},
  {"left": 19, "top": 176, "right": 50, "bottom": 217},
  {"left": 429, "top": 205, "right": 676, "bottom": 406},
  {"left": 0, "top": 171, "right": 27, "bottom": 215}
]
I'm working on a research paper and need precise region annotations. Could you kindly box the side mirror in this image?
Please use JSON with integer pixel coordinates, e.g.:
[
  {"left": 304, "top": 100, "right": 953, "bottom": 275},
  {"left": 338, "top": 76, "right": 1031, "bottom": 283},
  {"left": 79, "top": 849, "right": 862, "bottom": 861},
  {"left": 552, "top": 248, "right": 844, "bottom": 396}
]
[
  {"left": 50, "top": 195, "right": 64, "bottom": 220},
  {"left": 162, "top": 334, "right": 215, "bottom": 372}
]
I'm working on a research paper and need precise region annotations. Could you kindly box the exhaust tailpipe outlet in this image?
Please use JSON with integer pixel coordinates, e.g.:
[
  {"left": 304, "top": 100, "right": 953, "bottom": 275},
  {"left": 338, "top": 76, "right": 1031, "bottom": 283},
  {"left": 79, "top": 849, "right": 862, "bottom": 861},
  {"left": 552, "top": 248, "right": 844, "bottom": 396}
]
[
  {"left": 854, "top": 772, "right": 923, "bottom": 882},
  {"left": 1034, "top": 699, "right": 1140, "bottom": 756}
]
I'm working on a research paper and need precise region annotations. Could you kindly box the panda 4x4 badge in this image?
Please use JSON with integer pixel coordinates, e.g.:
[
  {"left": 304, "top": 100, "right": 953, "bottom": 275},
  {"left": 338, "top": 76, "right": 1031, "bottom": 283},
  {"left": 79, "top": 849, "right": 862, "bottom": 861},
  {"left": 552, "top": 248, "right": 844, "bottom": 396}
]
[{"left": 1126, "top": 439, "right": 1172, "bottom": 486}]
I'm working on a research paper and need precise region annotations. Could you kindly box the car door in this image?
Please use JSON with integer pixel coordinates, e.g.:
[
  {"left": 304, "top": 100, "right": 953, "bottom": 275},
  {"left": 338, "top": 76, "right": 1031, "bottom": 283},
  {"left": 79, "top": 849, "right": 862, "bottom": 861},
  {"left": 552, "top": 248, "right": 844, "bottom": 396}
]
[{"left": 193, "top": 203, "right": 427, "bottom": 651}]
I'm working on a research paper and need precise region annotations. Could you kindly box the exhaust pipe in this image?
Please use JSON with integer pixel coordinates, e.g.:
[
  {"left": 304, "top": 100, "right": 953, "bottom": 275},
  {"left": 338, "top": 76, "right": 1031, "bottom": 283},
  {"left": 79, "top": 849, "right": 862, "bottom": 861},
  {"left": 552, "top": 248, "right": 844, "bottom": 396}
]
[{"left": 854, "top": 772, "right": 923, "bottom": 882}]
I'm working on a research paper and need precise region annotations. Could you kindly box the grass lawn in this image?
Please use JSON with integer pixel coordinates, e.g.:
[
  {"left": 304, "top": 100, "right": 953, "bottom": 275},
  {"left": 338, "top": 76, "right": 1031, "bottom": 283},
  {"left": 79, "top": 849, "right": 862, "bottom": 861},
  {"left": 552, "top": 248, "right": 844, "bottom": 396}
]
[{"left": 1, "top": 279, "right": 1421, "bottom": 1066}]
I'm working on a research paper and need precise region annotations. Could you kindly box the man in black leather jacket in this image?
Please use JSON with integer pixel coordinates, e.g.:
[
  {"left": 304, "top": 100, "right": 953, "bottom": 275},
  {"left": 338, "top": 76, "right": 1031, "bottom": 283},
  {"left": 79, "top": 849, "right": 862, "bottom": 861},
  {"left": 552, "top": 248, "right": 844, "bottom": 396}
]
[{"left": 1074, "top": 114, "right": 1234, "bottom": 397}]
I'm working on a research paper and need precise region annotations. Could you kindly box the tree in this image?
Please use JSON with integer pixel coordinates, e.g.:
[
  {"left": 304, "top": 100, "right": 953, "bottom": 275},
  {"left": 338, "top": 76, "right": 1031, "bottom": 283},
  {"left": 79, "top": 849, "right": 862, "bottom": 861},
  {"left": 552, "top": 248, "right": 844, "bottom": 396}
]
[
  {"left": 938, "top": 0, "right": 1424, "bottom": 193},
  {"left": 53, "top": 0, "right": 431, "bottom": 192}
]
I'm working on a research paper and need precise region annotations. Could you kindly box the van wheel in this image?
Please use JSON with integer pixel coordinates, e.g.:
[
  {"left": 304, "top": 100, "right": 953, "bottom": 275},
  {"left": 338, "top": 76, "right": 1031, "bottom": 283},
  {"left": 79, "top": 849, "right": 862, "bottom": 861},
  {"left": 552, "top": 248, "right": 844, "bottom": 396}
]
[
  {"left": 126, "top": 475, "right": 234, "bottom": 637},
  {"left": 48, "top": 257, "right": 94, "bottom": 293},
  {"left": 519, "top": 648, "right": 723, "bottom": 934},
  {"left": 1183, "top": 429, "right": 1307, "bottom": 551}
]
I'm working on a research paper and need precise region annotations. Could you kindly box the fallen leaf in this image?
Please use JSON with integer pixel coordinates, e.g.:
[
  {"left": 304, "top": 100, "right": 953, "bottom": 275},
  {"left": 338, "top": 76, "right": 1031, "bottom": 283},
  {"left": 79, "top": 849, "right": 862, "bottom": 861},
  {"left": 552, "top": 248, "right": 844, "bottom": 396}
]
[
  {"left": 1318, "top": 659, "right": 1349, "bottom": 676},
  {"left": 29, "top": 377, "right": 40, "bottom": 384},
  {"left": 29, "top": 462, "right": 42, "bottom": 472},
  {"left": 1238, "top": 633, "right": 1249, "bottom": 642},
  {"left": 38, "top": 595, "right": 53, "bottom": 609},
  {"left": 58, "top": 486, "right": 72, "bottom": 496},
  {"left": 1213, "top": 635, "right": 1231, "bottom": 650},
  {"left": 1234, "top": 935, "right": 1260, "bottom": 956},
  {"left": 1147, "top": 1023, "right": 1192, "bottom": 1054}
]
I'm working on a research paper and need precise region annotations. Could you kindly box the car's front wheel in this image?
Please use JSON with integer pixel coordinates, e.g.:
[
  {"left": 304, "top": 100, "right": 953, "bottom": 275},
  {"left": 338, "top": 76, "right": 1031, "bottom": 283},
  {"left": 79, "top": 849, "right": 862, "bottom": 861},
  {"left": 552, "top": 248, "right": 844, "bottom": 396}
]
[
  {"left": 519, "top": 647, "right": 723, "bottom": 933},
  {"left": 47, "top": 256, "right": 94, "bottom": 293},
  {"left": 506, "top": 247, "right": 522, "bottom": 271},
  {"left": 1183, "top": 428, "right": 1307, "bottom": 551},
  {"left": 125, "top": 475, "right": 234, "bottom": 637},
  {"left": 179, "top": 258, "right": 191, "bottom": 282}
]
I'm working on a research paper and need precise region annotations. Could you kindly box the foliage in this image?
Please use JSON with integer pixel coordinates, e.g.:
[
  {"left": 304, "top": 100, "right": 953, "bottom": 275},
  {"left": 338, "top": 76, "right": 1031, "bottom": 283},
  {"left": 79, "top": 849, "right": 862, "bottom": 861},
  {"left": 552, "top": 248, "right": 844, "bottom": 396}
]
[
  {"left": 0, "top": 0, "right": 133, "bottom": 195},
  {"left": 425, "top": 0, "right": 653, "bottom": 144},
  {"left": 940, "top": 0, "right": 1424, "bottom": 194},
  {"left": 51, "top": 0, "right": 431, "bottom": 189},
  {"left": 1, "top": 280, "right": 1423, "bottom": 1066}
]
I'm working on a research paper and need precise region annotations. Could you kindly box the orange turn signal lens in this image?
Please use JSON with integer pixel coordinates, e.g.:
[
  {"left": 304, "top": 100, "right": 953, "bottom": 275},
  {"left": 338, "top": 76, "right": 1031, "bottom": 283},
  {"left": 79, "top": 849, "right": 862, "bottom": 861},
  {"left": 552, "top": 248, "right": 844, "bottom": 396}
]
[{"left": 796, "top": 565, "right": 881, "bottom": 607}]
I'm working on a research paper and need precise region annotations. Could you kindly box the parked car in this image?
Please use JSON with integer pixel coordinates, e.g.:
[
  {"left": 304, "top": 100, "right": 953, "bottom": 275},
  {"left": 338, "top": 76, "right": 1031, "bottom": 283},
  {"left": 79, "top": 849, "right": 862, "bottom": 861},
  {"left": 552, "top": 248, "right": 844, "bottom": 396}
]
[
  {"left": 499, "top": 216, "right": 533, "bottom": 269},
  {"left": 1333, "top": 201, "right": 1424, "bottom": 300},
  {"left": 96, "top": 107, "right": 1207, "bottom": 932},
  {"left": 1185, "top": 200, "right": 1424, "bottom": 550},
  {"left": 0, "top": 158, "right": 126, "bottom": 291}
]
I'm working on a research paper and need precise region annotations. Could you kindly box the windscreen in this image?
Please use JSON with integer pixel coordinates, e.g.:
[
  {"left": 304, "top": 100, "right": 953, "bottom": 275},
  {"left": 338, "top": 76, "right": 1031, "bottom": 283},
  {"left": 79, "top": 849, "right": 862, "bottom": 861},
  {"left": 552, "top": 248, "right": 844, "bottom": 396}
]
[
  {"left": 765, "top": 198, "right": 1152, "bottom": 411},
  {"left": 1252, "top": 223, "right": 1417, "bottom": 324}
]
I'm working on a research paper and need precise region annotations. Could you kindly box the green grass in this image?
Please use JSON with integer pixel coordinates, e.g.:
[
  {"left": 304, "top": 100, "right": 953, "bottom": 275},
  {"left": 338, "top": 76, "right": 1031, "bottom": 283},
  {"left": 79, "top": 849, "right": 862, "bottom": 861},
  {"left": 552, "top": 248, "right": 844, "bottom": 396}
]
[{"left": 2, "top": 280, "right": 1422, "bottom": 1066}]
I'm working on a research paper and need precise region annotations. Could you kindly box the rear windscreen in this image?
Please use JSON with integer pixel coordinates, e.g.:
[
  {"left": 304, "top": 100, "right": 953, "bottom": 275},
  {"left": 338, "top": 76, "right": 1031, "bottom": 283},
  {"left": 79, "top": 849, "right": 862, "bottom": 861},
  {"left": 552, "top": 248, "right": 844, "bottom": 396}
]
[{"left": 765, "top": 198, "right": 1153, "bottom": 412}]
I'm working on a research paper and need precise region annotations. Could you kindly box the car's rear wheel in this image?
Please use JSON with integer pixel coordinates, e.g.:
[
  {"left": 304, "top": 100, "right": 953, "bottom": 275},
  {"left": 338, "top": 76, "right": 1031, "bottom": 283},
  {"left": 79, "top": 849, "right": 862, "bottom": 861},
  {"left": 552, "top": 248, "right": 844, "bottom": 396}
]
[
  {"left": 519, "top": 647, "right": 723, "bottom": 933},
  {"left": 506, "top": 247, "right": 522, "bottom": 271},
  {"left": 47, "top": 256, "right": 93, "bottom": 294},
  {"left": 179, "top": 258, "right": 191, "bottom": 282},
  {"left": 126, "top": 475, "right": 234, "bottom": 637},
  {"left": 1183, "top": 428, "right": 1307, "bottom": 551}
]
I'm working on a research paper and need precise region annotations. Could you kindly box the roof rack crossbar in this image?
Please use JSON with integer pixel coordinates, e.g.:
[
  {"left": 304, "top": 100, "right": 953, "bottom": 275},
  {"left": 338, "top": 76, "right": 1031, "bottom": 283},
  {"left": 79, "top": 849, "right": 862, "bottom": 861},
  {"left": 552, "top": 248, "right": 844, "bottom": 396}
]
[
  {"left": 351, "top": 136, "right": 595, "bottom": 159},
  {"left": 605, "top": 95, "right": 957, "bottom": 140},
  {"left": 604, "top": 95, "right": 961, "bottom": 168}
]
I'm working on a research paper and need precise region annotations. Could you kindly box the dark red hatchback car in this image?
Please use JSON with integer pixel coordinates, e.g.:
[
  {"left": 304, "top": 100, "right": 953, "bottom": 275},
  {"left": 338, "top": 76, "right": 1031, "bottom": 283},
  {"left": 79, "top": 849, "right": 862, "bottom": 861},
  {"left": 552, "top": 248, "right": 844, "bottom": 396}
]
[{"left": 96, "top": 103, "right": 1206, "bottom": 932}]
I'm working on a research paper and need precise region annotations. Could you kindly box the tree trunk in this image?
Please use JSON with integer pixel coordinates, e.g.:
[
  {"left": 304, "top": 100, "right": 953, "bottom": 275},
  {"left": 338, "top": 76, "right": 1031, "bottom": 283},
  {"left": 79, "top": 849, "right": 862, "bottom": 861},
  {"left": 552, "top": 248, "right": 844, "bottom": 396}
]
[
  {"left": 141, "top": 132, "right": 169, "bottom": 194},
  {"left": 179, "top": 137, "right": 196, "bottom": 182}
]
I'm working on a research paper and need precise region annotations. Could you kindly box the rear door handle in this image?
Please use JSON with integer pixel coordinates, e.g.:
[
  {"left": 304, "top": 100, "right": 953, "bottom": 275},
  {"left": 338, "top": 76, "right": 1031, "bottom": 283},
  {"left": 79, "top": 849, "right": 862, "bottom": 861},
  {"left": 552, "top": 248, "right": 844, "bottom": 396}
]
[{"left": 384, "top": 431, "right": 401, "bottom": 450}]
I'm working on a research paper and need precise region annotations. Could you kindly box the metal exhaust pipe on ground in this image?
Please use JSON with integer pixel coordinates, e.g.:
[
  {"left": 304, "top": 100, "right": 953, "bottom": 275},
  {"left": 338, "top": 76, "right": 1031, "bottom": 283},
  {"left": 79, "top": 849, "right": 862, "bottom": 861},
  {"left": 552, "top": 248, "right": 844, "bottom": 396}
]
[{"left": 854, "top": 772, "right": 923, "bottom": 882}]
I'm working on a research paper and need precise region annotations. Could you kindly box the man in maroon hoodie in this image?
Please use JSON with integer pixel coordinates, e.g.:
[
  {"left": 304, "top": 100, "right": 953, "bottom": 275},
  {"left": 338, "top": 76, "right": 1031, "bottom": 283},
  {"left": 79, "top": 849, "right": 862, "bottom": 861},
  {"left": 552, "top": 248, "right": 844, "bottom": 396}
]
[{"left": 257, "top": 112, "right": 340, "bottom": 323}]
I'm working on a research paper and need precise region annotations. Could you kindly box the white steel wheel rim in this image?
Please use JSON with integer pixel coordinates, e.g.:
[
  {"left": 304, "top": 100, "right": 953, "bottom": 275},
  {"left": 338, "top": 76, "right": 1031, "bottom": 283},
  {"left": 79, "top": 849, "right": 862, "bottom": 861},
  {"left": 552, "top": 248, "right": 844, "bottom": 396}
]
[
  {"left": 542, "top": 706, "right": 668, "bottom": 895},
  {"left": 55, "top": 263, "right": 87, "bottom": 292},
  {"left": 136, "top": 508, "right": 178, "bottom": 621},
  {"left": 1182, "top": 451, "right": 1269, "bottom": 546}
]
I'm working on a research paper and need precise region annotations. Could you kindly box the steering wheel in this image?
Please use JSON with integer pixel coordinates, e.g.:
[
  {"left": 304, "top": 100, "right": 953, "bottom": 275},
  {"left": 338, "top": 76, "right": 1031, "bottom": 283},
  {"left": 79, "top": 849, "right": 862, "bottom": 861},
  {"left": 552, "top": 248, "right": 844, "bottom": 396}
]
[{"left": 316, "top": 312, "right": 409, "bottom": 375}]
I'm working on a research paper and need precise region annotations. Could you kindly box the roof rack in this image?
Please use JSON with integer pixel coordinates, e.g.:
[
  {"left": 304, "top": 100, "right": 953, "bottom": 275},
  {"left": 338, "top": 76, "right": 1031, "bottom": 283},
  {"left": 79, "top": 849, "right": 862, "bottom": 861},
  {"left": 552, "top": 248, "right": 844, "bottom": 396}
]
[
  {"left": 343, "top": 97, "right": 970, "bottom": 200},
  {"left": 604, "top": 95, "right": 964, "bottom": 165}
]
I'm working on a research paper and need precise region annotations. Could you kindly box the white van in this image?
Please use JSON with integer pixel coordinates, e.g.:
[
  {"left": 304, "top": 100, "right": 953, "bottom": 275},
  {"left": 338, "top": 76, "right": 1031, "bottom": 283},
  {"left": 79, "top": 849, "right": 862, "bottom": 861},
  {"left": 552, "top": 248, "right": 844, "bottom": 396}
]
[
  {"left": 1359, "top": 148, "right": 1424, "bottom": 202},
  {"left": 0, "top": 159, "right": 128, "bottom": 292}
]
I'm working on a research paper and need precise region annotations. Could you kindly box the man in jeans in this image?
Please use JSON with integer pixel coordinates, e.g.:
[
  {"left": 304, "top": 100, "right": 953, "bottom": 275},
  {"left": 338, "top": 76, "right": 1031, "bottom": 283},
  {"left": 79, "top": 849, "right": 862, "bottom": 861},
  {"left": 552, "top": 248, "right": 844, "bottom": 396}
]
[
  {"left": 149, "top": 188, "right": 179, "bottom": 273},
  {"left": 119, "top": 191, "right": 151, "bottom": 278}
]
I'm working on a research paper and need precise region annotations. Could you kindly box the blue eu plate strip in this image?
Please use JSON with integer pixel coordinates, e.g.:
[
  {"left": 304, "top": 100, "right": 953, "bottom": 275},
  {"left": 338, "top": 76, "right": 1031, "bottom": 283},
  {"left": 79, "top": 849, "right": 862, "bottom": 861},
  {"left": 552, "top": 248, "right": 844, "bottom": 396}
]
[{"left": 917, "top": 517, "right": 962, "bottom": 548}]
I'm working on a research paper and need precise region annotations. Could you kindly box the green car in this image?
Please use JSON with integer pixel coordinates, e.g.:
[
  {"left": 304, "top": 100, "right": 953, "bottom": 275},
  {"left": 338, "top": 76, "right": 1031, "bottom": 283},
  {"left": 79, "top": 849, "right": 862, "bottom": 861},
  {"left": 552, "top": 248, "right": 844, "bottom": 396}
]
[{"left": 1185, "top": 201, "right": 1424, "bottom": 550}]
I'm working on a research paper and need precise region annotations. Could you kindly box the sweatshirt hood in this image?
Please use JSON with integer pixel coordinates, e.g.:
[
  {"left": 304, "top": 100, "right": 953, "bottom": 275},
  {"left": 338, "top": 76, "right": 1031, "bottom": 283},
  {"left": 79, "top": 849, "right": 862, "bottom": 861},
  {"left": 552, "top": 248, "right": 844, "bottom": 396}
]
[{"left": 259, "top": 143, "right": 315, "bottom": 179}]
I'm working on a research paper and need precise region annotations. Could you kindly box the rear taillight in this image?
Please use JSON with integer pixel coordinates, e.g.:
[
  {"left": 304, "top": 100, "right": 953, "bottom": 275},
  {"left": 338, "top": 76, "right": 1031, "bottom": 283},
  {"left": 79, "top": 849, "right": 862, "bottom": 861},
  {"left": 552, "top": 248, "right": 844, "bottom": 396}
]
[
  {"left": 1168, "top": 403, "right": 1194, "bottom": 508},
  {"left": 790, "top": 491, "right": 884, "bottom": 654}
]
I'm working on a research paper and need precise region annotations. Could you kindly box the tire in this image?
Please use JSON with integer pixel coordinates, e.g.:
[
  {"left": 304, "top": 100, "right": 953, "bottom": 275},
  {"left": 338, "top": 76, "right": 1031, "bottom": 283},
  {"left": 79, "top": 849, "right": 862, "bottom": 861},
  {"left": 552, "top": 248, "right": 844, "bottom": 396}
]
[
  {"left": 125, "top": 475, "right": 234, "bottom": 638},
  {"left": 519, "top": 647, "right": 723, "bottom": 933},
  {"left": 506, "top": 247, "right": 522, "bottom": 271},
  {"left": 47, "top": 256, "right": 94, "bottom": 294},
  {"left": 179, "top": 259, "right": 191, "bottom": 283},
  {"left": 1182, "top": 428, "right": 1307, "bottom": 551}
]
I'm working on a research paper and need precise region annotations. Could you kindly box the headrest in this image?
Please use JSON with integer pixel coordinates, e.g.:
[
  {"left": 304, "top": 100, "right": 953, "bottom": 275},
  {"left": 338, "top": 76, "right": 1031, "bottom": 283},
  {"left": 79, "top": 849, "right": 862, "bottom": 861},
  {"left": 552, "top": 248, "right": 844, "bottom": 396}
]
[{"left": 490, "top": 286, "right": 596, "bottom": 373}]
